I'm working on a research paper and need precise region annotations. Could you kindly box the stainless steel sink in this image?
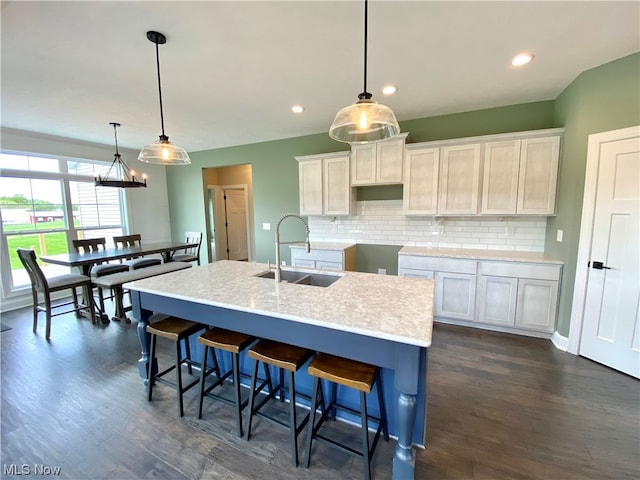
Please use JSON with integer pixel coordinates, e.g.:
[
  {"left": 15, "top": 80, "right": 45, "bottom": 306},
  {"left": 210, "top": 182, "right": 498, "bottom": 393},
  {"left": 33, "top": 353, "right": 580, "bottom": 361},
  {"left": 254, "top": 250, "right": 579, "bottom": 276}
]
[
  {"left": 253, "top": 269, "right": 342, "bottom": 287},
  {"left": 293, "top": 272, "right": 342, "bottom": 287}
]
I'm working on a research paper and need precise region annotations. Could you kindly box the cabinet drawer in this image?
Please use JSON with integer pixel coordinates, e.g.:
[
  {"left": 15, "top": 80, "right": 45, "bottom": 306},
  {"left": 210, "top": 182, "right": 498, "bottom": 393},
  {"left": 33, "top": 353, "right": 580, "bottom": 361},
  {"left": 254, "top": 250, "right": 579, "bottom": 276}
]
[
  {"left": 398, "top": 268, "right": 434, "bottom": 279},
  {"left": 399, "top": 255, "right": 477, "bottom": 274},
  {"left": 291, "top": 247, "right": 343, "bottom": 263},
  {"left": 479, "top": 261, "right": 560, "bottom": 281}
]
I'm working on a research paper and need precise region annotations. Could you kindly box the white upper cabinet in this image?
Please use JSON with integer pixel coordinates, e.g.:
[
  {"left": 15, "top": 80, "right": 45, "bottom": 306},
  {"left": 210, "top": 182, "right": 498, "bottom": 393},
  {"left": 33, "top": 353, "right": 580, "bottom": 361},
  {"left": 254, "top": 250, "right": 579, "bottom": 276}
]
[
  {"left": 403, "top": 146, "right": 440, "bottom": 215},
  {"left": 438, "top": 143, "right": 482, "bottom": 215},
  {"left": 517, "top": 136, "right": 560, "bottom": 214},
  {"left": 350, "top": 133, "right": 408, "bottom": 185},
  {"left": 481, "top": 135, "right": 560, "bottom": 215},
  {"left": 481, "top": 140, "right": 521, "bottom": 215},
  {"left": 296, "top": 152, "right": 352, "bottom": 216}
]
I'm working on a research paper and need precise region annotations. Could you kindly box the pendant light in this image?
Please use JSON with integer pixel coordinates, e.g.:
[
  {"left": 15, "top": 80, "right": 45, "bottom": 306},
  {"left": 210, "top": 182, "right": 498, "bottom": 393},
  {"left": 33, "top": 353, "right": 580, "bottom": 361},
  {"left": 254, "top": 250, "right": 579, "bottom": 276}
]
[
  {"left": 138, "top": 31, "right": 191, "bottom": 165},
  {"left": 329, "top": 0, "right": 400, "bottom": 143},
  {"left": 96, "top": 122, "right": 147, "bottom": 188}
]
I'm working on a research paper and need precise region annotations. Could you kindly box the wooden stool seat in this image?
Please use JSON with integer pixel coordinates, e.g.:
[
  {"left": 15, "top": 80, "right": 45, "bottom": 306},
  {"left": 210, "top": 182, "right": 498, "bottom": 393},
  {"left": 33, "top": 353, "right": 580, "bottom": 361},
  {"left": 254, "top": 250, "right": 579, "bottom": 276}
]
[
  {"left": 147, "top": 317, "right": 205, "bottom": 341},
  {"left": 248, "top": 340, "right": 313, "bottom": 372},
  {"left": 245, "top": 339, "right": 315, "bottom": 466},
  {"left": 198, "top": 327, "right": 255, "bottom": 354},
  {"left": 146, "top": 316, "right": 205, "bottom": 417},
  {"left": 304, "top": 353, "right": 389, "bottom": 480},
  {"left": 308, "top": 354, "right": 377, "bottom": 392},
  {"left": 197, "top": 328, "right": 256, "bottom": 437}
]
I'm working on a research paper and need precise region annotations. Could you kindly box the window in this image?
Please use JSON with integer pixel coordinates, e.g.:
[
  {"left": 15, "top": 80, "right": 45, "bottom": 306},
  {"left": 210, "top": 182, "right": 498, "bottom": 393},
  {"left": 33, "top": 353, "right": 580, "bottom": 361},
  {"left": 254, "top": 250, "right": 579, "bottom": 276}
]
[{"left": 1, "top": 153, "right": 126, "bottom": 293}]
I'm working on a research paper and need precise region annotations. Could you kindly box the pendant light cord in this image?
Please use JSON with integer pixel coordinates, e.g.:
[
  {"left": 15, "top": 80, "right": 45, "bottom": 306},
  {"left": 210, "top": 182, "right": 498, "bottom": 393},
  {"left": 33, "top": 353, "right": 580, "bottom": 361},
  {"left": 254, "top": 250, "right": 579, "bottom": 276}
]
[
  {"left": 155, "top": 40, "right": 166, "bottom": 138},
  {"left": 113, "top": 122, "right": 120, "bottom": 156},
  {"left": 363, "top": 0, "right": 368, "bottom": 96}
]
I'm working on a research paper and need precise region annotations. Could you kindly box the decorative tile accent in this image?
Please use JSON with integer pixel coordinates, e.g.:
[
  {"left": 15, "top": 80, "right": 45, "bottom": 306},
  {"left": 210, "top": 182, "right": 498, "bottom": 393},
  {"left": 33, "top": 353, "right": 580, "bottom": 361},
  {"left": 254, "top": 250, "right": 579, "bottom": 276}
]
[{"left": 308, "top": 200, "right": 547, "bottom": 252}]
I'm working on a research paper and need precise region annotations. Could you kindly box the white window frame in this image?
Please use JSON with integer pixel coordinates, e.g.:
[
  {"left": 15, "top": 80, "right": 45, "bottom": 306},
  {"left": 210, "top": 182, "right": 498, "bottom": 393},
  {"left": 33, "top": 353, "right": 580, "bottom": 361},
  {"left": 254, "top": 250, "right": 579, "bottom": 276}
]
[{"left": 0, "top": 152, "right": 129, "bottom": 298}]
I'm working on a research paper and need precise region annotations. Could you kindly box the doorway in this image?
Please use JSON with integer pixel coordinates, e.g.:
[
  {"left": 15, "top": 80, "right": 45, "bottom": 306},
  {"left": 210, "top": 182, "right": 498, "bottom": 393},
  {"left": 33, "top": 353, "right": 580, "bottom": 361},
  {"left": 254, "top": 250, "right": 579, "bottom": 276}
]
[
  {"left": 203, "top": 164, "right": 254, "bottom": 263},
  {"left": 569, "top": 125, "right": 639, "bottom": 378}
]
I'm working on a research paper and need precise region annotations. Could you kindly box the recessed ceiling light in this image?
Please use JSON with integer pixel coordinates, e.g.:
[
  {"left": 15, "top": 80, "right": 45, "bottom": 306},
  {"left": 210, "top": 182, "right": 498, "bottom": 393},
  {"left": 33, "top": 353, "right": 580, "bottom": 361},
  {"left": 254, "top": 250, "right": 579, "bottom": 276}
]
[
  {"left": 291, "top": 105, "right": 305, "bottom": 113},
  {"left": 382, "top": 85, "right": 398, "bottom": 95},
  {"left": 512, "top": 53, "right": 534, "bottom": 67}
]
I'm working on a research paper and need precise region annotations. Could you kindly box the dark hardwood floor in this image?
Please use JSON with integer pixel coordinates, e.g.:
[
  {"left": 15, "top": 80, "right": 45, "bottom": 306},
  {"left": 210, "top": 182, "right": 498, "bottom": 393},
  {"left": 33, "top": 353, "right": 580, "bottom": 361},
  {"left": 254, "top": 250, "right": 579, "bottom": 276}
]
[{"left": 1, "top": 303, "right": 638, "bottom": 479}]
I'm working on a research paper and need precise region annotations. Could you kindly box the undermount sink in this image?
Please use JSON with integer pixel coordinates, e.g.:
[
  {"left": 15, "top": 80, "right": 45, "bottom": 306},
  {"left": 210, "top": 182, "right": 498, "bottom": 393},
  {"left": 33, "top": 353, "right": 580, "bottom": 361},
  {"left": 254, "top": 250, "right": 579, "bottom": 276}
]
[{"left": 253, "top": 269, "right": 342, "bottom": 287}]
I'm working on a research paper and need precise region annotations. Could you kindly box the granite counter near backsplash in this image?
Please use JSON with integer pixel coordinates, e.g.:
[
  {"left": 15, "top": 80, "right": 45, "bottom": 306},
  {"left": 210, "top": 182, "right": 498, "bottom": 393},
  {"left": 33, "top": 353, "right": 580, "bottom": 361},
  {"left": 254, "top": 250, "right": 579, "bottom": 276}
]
[{"left": 308, "top": 199, "right": 547, "bottom": 253}]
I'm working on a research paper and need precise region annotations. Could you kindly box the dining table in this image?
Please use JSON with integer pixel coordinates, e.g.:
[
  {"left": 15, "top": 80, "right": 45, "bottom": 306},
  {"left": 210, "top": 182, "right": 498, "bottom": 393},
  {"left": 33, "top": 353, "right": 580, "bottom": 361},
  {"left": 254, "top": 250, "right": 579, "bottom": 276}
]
[{"left": 40, "top": 241, "right": 198, "bottom": 324}]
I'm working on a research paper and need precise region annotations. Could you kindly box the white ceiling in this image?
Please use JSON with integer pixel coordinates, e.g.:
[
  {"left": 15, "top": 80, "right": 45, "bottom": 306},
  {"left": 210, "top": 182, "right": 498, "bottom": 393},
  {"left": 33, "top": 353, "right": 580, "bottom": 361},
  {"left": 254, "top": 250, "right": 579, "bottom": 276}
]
[{"left": 1, "top": 1, "right": 639, "bottom": 153}]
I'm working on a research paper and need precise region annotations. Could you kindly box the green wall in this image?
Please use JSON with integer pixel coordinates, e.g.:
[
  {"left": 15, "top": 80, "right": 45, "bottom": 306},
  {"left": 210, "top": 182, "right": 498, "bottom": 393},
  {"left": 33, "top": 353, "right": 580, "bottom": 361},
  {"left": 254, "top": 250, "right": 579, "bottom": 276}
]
[
  {"left": 167, "top": 101, "right": 554, "bottom": 266},
  {"left": 548, "top": 52, "right": 640, "bottom": 336}
]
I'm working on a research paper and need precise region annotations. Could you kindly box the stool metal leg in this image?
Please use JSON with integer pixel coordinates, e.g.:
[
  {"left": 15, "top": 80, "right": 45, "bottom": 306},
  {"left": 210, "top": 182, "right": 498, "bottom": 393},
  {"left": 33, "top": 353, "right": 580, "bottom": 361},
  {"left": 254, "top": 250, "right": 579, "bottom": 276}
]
[
  {"left": 176, "top": 340, "right": 184, "bottom": 417},
  {"left": 303, "top": 376, "right": 321, "bottom": 468},
  {"left": 360, "top": 391, "right": 371, "bottom": 480},
  {"left": 184, "top": 337, "right": 193, "bottom": 375},
  {"left": 245, "top": 359, "right": 260, "bottom": 440},
  {"left": 197, "top": 345, "right": 208, "bottom": 419},
  {"left": 147, "top": 334, "right": 157, "bottom": 401},
  {"left": 288, "top": 371, "right": 298, "bottom": 466},
  {"left": 231, "top": 352, "right": 243, "bottom": 437},
  {"left": 375, "top": 371, "right": 389, "bottom": 441}
]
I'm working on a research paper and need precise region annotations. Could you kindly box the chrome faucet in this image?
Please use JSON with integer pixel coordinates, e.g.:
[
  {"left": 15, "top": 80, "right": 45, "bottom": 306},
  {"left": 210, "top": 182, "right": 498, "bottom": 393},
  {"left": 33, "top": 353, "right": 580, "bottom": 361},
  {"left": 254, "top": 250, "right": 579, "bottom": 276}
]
[{"left": 274, "top": 213, "right": 310, "bottom": 283}]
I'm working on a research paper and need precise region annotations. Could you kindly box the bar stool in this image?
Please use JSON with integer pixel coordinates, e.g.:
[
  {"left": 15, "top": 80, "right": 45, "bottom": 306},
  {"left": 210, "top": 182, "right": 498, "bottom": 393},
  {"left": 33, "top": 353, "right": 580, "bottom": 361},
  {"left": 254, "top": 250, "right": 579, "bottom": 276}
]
[
  {"left": 146, "top": 316, "right": 206, "bottom": 417},
  {"left": 197, "top": 327, "right": 256, "bottom": 437},
  {"left": 245, "top": 339, "right": 314, "bottom": 466},
  {"left": 303, "top": 353, "right": 389, "bottom": 480}
]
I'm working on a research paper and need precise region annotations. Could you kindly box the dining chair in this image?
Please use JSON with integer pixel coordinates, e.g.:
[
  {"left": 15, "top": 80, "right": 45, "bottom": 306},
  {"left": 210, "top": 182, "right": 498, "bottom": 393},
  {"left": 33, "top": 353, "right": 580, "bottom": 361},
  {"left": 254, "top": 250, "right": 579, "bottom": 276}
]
[
  {"left": 72, "top": 238, "right": 129, "bottom": 312},
  {"left": 112, "top": 234, "right": 162, "bottom": 270},
  {"left": 171, "top": 231, "right": 202, "bottom": 265},
  {"left": 17, "top": 248, "right": 96, "bottom": 341}
]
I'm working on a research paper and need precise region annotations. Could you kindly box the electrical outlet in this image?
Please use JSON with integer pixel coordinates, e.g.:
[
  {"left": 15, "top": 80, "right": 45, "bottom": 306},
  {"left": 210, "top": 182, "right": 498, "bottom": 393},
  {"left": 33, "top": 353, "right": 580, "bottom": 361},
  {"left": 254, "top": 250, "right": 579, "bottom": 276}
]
[
  {"left": 263, "top": 223, "right": 271, "bottom": 231},
  {"left": 556, "top": 229, "right": 563, "bottom": 242},
  {"left": 378, "top": 268, "right": 386, "bottom": 275}
]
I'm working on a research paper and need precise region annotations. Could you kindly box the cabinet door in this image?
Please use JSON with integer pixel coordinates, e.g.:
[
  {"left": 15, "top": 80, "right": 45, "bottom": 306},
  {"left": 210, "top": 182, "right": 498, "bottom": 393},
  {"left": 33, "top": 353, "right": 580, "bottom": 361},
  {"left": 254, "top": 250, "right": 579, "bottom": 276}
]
[
  {"left": 298, "top": 159, "right": 323, "bottom": 215},
  {"left": 517, "top": 136, "right": 560, "bottom": 214},
  {"left": 515, "top": 279, "right": 558, "bottom": 332},
  {"left": 323, "top": 155, "right": 351, "bottom": 215},
  {"left": 481, "top": 140, "right": 520, "bottom": 215},
  {"left": 376, "top": 138, "right": 404, "bottom": 184},
  {"left": 350, "top": 144, "right": 376, "bottom": 185},
  {"left": 476, "top": 275, "right": 518, "bottom": 326},
  {"left": 438, "top": 143, "right": 482, "bottom": 215},
  {"left": 434, "top": 272, "right": 476, "bottom": 321},
  {"left": 403, "top": 147, "right": 439, "bottom": 214}
]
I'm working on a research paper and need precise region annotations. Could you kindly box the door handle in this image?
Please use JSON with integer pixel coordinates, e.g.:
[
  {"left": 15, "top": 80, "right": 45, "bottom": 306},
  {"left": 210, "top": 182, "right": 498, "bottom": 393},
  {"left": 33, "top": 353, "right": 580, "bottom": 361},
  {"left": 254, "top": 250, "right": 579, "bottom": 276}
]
[{"left": 589, "top": 261, "right": 612, "bottom": 270}]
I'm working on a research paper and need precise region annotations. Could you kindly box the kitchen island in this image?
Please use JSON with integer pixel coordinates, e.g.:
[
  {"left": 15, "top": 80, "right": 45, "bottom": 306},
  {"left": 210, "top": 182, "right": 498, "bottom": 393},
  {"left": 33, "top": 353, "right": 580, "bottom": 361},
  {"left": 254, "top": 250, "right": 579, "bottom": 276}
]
[{"left": 125, "top": 260, "right": 434, "bottom": 480}]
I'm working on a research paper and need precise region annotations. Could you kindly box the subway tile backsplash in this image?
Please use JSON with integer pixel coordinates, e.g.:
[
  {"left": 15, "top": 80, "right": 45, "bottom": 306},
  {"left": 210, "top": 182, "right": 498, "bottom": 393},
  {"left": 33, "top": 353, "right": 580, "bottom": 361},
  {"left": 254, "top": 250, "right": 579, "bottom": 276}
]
[{"left": 308, "top": 200, "right": 547, "bottom": 252}]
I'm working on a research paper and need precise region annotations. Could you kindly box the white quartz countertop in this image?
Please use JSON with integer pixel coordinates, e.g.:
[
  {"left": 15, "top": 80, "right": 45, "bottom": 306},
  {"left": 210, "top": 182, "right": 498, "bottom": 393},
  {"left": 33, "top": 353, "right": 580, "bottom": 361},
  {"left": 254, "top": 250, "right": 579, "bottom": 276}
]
[
  {"left": 125, "top": 260, "right": 433, "bottom": 348},
  {"left": 290, "top": 242, "right": 356, "bottom": 251},
  {"left": 398, "top": 246, "right": 563, "bottom": 265}
]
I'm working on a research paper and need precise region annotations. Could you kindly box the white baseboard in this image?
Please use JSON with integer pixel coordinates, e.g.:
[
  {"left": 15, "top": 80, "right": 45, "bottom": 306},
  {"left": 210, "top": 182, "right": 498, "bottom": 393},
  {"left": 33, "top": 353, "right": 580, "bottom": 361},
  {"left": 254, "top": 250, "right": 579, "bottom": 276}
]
[{"left": 551, "top": 331, "right": 569, "bottom": 351}]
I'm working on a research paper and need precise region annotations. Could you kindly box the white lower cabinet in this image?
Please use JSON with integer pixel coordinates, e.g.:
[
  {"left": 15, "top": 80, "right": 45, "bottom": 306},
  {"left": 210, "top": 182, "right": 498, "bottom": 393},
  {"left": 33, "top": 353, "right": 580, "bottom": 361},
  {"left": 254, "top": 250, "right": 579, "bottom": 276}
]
[
  {"left": 476, "top": 275, "right": 518, "bottom": 326},
  {"left": 435, "top": 271, "right": 476, "bottom": 321},
  {"left": 515, "top": 278, "right": 559, "bottom": 331},
  {"left": 399, "top": 253, "right": 562, "bottom": 336},
  {"left": 290, "top": 244, "right": 356, "bottom": 271}
]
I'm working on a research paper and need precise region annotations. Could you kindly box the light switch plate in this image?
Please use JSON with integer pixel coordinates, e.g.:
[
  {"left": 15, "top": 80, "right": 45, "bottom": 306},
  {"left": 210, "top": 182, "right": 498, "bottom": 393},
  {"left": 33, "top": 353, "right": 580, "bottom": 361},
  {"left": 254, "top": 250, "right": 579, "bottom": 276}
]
[
  {"left": 263, "top": 223, "right": 271, "bottom": 231},
  {"left": 556, "top": 229, "right": 563, "bottom": 242}
]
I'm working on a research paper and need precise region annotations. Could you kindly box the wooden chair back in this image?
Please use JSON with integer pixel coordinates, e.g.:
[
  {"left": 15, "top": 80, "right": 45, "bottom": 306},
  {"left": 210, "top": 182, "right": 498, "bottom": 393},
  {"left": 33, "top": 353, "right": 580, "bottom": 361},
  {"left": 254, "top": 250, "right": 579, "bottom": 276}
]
[
  {"left": 72, "top": 238, "right": 107, "bottom": 253},
  {"left": 183, "top": 232, "right": 203, "bottom": 256},
  {"left": 17, "top": 248, "right": 47, "bottom": 294},
  {"left": 113, "top": 234, "right": 143, "bottom": 259}
]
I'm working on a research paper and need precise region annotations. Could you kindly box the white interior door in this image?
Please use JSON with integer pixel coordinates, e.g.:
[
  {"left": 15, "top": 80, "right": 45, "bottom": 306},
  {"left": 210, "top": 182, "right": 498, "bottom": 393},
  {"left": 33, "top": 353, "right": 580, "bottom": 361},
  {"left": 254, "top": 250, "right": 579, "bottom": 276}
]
[
  {"left": 577, "top": 126, "right": 640, "bottom": 378},
  {"left": 224, "top": 188, "right": 248, "bottom": 261}
]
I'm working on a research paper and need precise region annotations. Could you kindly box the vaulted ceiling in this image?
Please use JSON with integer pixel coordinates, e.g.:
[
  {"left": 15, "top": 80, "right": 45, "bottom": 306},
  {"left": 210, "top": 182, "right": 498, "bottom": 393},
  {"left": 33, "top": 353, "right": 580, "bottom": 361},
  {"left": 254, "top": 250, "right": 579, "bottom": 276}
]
[{"left": 2, "top": 1, "right": 638, "bottom": 152}]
